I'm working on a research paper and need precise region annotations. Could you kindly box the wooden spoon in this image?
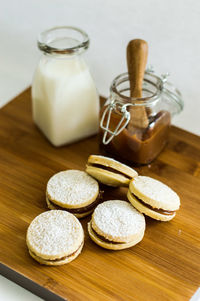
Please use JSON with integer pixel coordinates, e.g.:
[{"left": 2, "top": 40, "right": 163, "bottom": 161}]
[{"left": 126, "top": 39, "right": 149, "bottom": 130}]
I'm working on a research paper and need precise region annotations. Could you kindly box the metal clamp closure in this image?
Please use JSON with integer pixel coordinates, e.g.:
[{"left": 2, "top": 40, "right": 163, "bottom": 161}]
[{"left": 100, "top": 100, "right": 131, "bottom": 145}]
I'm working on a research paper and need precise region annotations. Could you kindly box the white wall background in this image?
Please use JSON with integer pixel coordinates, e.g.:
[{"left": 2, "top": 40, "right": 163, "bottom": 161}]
[
  {"left": 0, "top": 1, "right": 200, "bottom": 300},
  {"left": 0, "top": 0, "right": 200, "bottom": 135}
]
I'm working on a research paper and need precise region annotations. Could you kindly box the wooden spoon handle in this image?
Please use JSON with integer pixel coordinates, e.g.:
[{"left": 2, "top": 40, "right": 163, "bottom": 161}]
[
  {"left": 127, "top": 39, "right": 148, "bottom": 98},
  {"left": 126, "top": 39, "right": 149, "bottom": 129}
]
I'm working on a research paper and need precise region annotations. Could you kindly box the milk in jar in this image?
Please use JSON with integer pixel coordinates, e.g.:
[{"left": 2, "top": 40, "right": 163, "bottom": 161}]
[{"left": 32, "top": 26, "right": 99, "bottom": 146}]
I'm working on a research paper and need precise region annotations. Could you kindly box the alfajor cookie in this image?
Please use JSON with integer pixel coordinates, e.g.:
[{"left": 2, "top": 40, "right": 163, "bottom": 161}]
[
  {"left": 26, "top": 210, "right": 84, "bottom": 265},
  {"left": 127, "top": 176, "right": 180, "bottom": 221},
  {"left": 86, "top": 155, "right": 138, "bottom": 187},
  {"left": 46, "top": 170, "right": 99, "bottom": 218},
  {"left": 88, "top": 200, "right": 145, "bottom": 250}
]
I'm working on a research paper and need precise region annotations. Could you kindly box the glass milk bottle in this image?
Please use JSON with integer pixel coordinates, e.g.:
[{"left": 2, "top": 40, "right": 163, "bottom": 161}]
[{"left": 32, "top": 26, "right": 99, "bottom": 146}]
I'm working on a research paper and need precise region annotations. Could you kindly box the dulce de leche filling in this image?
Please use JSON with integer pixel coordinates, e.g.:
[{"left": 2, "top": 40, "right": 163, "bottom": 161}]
[
  {"left": 31, "top": 242, "right": 83, "bottom": 262},
  {"left": 132, "top": 193, "right": 176, "bottom": 215},
  {"left": 91, "top": 225, "right": 125, "bottom": 245},
  {"left": 47, "top": 196, "right": 100, "bottom": 214},
  {"left": 88, "top": 163, "right": 132, "bottom": 179}
]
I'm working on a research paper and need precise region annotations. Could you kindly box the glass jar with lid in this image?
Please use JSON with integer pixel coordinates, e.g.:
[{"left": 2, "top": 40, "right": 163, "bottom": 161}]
[
  {"left": 100, "top": 70, "right": 183, "bottom": 165},
  {"left": 32, "top": 26, "right": 99, "bottom": 146}
]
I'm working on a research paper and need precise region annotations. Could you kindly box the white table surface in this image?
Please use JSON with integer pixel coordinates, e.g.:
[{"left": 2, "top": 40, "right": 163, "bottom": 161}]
[{"left": 0, "top": 0, "right": 199, "bottom": 300}]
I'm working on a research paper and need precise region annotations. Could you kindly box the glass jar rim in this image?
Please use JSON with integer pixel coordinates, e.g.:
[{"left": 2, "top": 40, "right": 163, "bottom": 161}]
[
  {"left": 37, "top": 26, "right": 89, "bottom": 55},
  {"left": 111, "top": 72, "right": 164, "bottom": 106}
]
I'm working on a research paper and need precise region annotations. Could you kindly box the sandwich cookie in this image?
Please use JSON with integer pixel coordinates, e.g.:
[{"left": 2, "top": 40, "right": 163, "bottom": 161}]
[
  {"left": 127, "top": 176, "right": 180, "bottom": 221},
  {"left": 26, "top": 210, "right": 84, "bottom": 265},
  {"left": 86, "top": 155, "right": 138, "bottom": 187},
  {"left": 46, "top": 170, "right": 99, "bottom": 218},
  {"left": 88, "top": 200, "right": 145, "bottom": 250}
]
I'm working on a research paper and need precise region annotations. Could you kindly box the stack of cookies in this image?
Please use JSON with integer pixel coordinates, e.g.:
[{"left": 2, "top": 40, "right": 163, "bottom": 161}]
[{"left": 26, "top": 154, "right": 180, "bottom": 265}]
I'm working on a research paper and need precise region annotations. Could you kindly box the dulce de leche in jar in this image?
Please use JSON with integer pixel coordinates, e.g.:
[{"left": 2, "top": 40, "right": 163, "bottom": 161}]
[{"left": 100, "top": 71, "right": 183, "bottom": 165}]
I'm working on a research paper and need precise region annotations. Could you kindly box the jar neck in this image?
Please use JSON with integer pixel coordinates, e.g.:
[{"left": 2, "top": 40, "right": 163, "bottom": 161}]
[
  {"left": 38, "top": 26, "right": 89, "bottom": 56},
  {"left": 110, "top": 72, "right": 163, "bottom": 106}
]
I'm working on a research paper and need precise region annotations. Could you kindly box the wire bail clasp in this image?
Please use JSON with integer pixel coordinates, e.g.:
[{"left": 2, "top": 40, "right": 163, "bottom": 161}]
[{"left": 100, "top": 100, "right": 131, "bottom": 145}]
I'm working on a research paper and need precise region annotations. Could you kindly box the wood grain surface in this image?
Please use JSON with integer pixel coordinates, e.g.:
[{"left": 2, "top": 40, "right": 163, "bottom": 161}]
[{"left": 0, "top": 88, "right": 200, "bottom": 301}]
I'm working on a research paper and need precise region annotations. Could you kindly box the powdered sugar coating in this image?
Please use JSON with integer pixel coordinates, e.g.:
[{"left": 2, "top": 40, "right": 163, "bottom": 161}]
[
  {"left": 47, "top": 170, "right": 99, "bottom": 206},
  {"left": 131, "top": 176, "right": 180, "bottom": 210},
  {"left": 93, "top": 200, "right": 145, "bottom": 239},
  {"left": 27, "top": 210, "right": 83, "bottom": 258}
]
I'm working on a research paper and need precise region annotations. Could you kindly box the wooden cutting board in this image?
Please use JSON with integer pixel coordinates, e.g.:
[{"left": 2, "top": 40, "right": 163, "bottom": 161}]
[{"left": 0, "top": 88, "right": 200, "bottom": 301}]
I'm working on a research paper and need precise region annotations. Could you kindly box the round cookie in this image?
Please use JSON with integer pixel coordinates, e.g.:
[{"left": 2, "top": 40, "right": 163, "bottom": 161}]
[
  {"left": 88, "top": 200, "right": 145, "bottom": 250},
  {"left": 26, "top": 210, "right": 84, "bottom": 265},
  {"left": 46, "top": 170, "right": 99, "bottom": 218},
  {"left": 86, "top": 155, "right": 138, "bottom": 187},
  {"left": 127, "top": 176, "right": 180, "bottom": 221}
]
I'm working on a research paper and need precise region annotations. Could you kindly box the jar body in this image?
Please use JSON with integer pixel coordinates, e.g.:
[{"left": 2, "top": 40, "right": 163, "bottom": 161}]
[
  {"left": 100, "top": 107, "right": 170, "bottom": 165},
  {"left": 32, "top": 27, "right": 99, "bottom": 146},
  {"left": 100, "top": 72, "right": 183, "bottom": 165}
]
